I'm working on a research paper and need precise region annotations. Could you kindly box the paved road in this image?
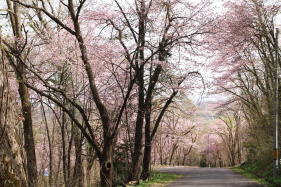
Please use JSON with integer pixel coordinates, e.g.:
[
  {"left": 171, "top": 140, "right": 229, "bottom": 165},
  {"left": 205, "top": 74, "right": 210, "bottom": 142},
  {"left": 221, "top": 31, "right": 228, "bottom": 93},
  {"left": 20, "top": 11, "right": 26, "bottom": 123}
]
[{"left": 159, "top": 167, "right": 264, "bottom": 187}]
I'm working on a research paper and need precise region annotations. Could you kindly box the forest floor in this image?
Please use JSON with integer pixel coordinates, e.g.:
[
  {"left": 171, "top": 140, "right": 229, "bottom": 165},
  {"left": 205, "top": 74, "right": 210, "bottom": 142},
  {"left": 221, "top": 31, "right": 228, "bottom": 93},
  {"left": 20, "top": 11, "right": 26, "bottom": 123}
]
[{"left": 158, "top": 167, "right": 265, "bottom": 187}]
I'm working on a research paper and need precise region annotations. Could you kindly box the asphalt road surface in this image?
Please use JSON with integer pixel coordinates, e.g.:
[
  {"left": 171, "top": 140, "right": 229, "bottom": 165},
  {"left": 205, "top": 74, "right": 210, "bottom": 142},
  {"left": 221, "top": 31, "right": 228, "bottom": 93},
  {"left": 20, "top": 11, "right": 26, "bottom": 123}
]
[{"left": 159, "top": 167, "right": 264, "bottom": 187}]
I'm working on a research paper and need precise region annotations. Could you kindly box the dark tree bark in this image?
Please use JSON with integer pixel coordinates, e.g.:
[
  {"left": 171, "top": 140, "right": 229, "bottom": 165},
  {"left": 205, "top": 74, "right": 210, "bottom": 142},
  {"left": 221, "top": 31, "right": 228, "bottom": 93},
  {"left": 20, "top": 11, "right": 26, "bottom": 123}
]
[
  {"left": 60, "top": 110, "right": 70, "bottom": 187},
  {"left": 40, "top": 100, "right": 53, "bottom": 187},
  {"left": 130, "top": 0, "right": 147, "bottom": 181},
  {"left": 130, "top": 67, "right": 145, "bottom": 181},
  {"left": 17, "top": 65, "right": 37, "bottom": 187},
  {"left": 141, "top": 88, "right": 179, "bottom": 180},
  {"left": 73, "top": 133, "right": 84, "bottom": 187}
]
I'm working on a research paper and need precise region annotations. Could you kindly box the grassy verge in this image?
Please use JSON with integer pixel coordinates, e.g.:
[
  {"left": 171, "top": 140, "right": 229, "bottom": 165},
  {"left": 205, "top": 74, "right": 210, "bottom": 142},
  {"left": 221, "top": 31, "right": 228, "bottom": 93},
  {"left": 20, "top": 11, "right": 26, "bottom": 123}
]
[
  {"left": 119, "top": 172, "right": 182, "bottom": 187},
  {"left": 231, "top": 166, "right": 273, "bottom": 187},
  {"left": 230, "top": 160, "right": 281, "bottom": 187}
]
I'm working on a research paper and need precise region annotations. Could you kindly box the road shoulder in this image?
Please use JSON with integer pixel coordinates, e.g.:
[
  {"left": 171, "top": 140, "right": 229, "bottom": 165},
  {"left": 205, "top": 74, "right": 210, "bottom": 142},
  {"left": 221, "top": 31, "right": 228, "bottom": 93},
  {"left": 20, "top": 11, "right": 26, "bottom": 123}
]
[{"left": 231, "top": 166, "right": 274, "bottom": 187}]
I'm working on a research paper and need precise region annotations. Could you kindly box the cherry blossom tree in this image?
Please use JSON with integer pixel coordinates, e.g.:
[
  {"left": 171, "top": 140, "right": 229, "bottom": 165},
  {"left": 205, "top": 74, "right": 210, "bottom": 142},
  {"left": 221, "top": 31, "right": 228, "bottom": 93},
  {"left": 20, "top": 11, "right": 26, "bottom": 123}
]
[
  {"left": 0, "top": 0, "right": 261, "bottom": 186},
  {"left": 206, "top": 0, "right": 281, "bottom": 169},
  {"left": 1, "top": 1, "right": 134, "bottom": 186}
]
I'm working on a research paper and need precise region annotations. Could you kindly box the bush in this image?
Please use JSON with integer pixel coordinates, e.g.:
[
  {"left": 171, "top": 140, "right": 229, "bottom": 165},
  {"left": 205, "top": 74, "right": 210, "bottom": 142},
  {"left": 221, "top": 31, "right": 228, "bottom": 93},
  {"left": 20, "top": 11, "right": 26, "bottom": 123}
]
[{"left": 199, "top": 160, "right": 207, "bottom": 167}]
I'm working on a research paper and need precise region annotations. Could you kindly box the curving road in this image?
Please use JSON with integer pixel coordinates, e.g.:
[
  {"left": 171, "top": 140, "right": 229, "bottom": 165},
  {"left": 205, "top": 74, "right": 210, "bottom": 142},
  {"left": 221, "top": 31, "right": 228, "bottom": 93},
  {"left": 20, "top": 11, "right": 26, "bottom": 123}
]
[{"left": 159, "top": 167, "right": 265, "bottom": 187}]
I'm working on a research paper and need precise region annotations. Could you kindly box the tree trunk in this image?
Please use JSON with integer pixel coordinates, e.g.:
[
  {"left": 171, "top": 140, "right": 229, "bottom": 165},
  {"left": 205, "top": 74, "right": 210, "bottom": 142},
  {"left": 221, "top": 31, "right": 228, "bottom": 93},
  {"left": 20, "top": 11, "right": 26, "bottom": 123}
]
[
  {"left": 130, "top": 65, "right": 145, "bottom": 181},
  {"left": 5, "top": 1, "right": 38, "bottom": 186},
  {"left": 169, "top": 144, "right": 178, "bottom": 165},
  {"left": 129, "top": 0, "right": 147, "bottom": 181},
  {"left": 61, "top": 111, "right": 69, "bottom": 187},
  {"left": 141, "top": 102, "right": 152, "bottom": 180},
  {"left": 182, "top": 154, "right": 187, "bottom": 166},
  {"left": 18, "top": 68, "right": 38, "bottom": 187},
  {"left": 73, "top": 127, "right": 84, "bottom": 187},
  {"left": 86, "top": 147, "right": 95, "bottom": 187},
  {"left": 100, "top": 139, "right": 113, "bottom": 187},
  {"left": 41, "top": 100, "right": 53, "bottom": 187},
  {"left": 0, "top": 54, "right": 27, "bottom": 186},
  {"left": 159, "top": 137, "right": 163, "bottom": 165},
  {"left": 141, "top": 137, "right": 151, "bottom": 180}
]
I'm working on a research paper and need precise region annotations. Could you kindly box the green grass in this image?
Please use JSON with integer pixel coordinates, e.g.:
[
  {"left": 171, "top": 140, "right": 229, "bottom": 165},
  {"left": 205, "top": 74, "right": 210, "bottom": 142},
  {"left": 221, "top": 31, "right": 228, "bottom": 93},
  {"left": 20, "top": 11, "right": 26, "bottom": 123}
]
[
  {"left": 119, "top": 172, "right": 182, "bottom": 187},
  {"left": 231, "top": 166, "right": 273, "bottom": 187},
  {"left": 230, "top": 160, "right": 281, "bottom": 187}
]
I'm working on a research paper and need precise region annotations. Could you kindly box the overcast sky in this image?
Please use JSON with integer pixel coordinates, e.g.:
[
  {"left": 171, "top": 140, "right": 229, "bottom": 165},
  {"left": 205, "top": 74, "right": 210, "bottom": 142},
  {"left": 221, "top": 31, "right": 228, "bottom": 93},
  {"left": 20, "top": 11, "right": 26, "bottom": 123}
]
[{"left": 0, "top": 0, "right": 280, "bottom": 105}]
